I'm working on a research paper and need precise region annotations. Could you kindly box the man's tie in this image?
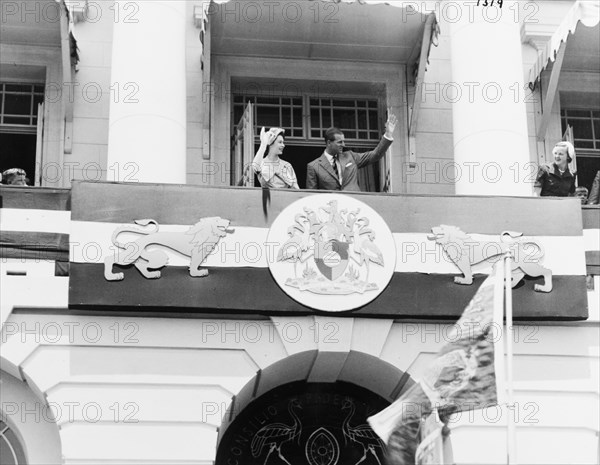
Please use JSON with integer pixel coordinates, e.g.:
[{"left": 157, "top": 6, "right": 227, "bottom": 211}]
[{"left": 332, "top": 154, "right": 342, "bottom": 184}]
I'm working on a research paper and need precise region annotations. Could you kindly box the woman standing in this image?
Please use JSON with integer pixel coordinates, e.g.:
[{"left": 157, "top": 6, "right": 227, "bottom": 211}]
[
  {"left": 251, "top": 127, "right": 299, "bottom": 189},
  {"left": 534, "top": 141, "right": 577, "bottom": 197}
]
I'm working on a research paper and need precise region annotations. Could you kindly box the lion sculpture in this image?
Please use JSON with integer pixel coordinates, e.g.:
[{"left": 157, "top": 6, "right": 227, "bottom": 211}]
[
  {"left": 104, "top": 217, "right": 233, "bottom": 281},
  {"left": 428, "top": 224, "right": 552, "bottom": 292}
]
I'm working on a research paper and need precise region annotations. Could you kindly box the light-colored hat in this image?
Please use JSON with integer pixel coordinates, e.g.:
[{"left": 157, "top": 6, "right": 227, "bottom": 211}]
[{"left": 268, "top": 127, "right": 285, "bottom": 140}]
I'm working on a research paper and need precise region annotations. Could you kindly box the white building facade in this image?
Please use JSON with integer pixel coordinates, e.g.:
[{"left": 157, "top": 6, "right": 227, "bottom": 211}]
[{"left": 1, "top": 1, "right": 599, "bottom": 464}]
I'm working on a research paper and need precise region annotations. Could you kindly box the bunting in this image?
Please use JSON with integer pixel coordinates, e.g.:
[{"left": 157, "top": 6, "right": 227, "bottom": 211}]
[{"left": 67, "top": 181, "right": 587, "bottom": 319}]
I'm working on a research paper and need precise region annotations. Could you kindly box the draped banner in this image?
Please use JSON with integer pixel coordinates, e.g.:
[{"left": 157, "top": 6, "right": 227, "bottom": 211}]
[
  {"left": 0, "top": 187, "right": 70, "bottom": 265},
  {"left": 0, "top": 186, "right": 71, "bottom": 328},
  {"left": 583, "top": 207, "right": 600, "bottom": 276},
  {"left": 68, "top": 181, "right": 587, "bottom": 318}
]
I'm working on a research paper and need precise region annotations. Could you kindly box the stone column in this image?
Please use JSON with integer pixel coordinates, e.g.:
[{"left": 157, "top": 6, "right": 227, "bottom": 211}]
[
  {"left": 448, "top": 0, "right": 530, "bottom": 196},
  {"left": 107, "top": 1, "right": 187, "bottom": 183}
]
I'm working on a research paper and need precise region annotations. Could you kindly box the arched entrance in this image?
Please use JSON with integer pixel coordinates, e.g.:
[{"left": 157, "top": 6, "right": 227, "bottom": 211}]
[
  {"left": 0, "top": 419, "right": 27, "bottom": 465},
  {"left": 216, "top": 380, "right": 391, "bottom": 465},
  {"left": 0, "top": 370, "right": 62, "bottom": 465}
]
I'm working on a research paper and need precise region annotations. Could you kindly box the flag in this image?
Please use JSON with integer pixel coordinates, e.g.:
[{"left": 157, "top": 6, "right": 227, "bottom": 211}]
[
  {"left": 415, "top": 410, "right": 453, "bottom": 465},
  {"left": 368, "top": 264, "right": 505, "bottom": 465}
]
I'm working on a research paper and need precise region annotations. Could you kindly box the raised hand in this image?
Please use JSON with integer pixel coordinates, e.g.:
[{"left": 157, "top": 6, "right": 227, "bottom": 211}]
[
  {"left": 385, "top": 108, "right": 397, "bottom": 138},
  {"left": 259, "top": 127, "right": 277, "bottom": 146},
  {"left": 259, "top": 127, "right": 271, "bottom": 146}
]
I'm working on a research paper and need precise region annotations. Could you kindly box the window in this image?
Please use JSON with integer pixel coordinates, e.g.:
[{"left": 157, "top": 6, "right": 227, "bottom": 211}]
[
  {"left": 561, "top": 109, "right": 600, "bottom": 150},
  {"left": 309, "top": 98, "right": 379, "bottom": 141},
  {"left": 0, "top": 83, "right": 44, "bottom": 126},
  {"left": 232, "top": 92, "right": 384, "bottom": 190},
  {"left": 0, "top": 83, "right": 45, "bottom": 185},
  {"left": 233, "top": 96, "right": 304, "bottom": 138},
  {"left": 561, "top": 109, "right": 600, "bottom": 192},
  {"left": 233, "top": 94, "right": 381, "bottom": 142}
]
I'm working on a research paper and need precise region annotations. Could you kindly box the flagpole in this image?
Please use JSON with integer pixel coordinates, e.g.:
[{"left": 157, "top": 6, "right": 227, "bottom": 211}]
[{"left": 504, "top": 252, "right": 516, "bottom": 464}]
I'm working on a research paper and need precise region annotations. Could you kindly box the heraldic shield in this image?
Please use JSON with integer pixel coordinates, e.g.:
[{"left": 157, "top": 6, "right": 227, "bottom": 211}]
[
  {"left": 268, "top": 194, "right": 397, "bottom": 312},
  {"left": 315, "top": 238, "right": 349, "bottom": 281}
]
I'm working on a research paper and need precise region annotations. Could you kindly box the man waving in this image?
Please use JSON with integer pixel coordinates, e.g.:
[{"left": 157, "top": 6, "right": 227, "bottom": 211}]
[{"left": 306, "top": 109, "right": 397, "bottom": 192}]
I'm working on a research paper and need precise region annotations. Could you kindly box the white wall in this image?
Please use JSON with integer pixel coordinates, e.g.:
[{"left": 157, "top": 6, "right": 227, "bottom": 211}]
[
  {"left": 66, "top": 2, "right": 115, "bottom": 186},
  {"left": 405, "top": 14, "right": 455, "bottom": 196},
  {"left": 1, "top": 306, "right": 598, "bottom": 464}
]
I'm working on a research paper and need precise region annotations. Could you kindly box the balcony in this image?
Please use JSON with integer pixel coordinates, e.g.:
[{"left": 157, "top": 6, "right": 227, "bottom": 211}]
[{"left": 1, "top": 182, "right": 597, "bottom": 320}]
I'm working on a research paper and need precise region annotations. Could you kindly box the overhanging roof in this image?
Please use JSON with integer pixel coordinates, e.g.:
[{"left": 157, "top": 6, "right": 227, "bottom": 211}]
[
  {"left": 524, "top": 0, "right": 600, "bottom": 86},
  {"left": 205, "top": 0, "right": 439, "bottom": 64},
  {"left": 0, "top": 0, "right": 79, "bottom": 64},
  {"left": 0, "top": 0, "right": 61, "bottom": 47}
]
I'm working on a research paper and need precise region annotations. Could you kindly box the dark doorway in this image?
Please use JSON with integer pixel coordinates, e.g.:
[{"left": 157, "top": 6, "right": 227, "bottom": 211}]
[
  {"left": 0, "top": 132, "right": 37, "bottom": 184},
  {"left": 577, "top": 155, "right": 600, "bottom": 193},
  {"left": 278, "top": 144, "right": 322, "bottom": 190}
]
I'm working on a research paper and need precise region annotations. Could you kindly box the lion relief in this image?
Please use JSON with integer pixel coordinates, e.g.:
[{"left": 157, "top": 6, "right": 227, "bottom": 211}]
[
  {"left": 428, "top": 224, "right": 552, "bottom": 292},
  {"left": 104, "top": 217, "right": 233, "bottom": 281}
]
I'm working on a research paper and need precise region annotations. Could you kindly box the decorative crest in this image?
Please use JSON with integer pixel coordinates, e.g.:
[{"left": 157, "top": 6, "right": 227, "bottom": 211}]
[{"left": 268, "top": 195, "right": 396, "bottom": 312}]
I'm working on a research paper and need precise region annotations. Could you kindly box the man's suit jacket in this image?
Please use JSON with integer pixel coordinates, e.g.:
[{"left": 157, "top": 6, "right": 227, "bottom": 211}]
[{"left": 306, "top": 137, "right": 392, "bottom": 191}]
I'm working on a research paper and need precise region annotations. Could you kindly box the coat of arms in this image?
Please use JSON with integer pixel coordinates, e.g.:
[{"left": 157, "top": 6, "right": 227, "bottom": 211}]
[{"left": 268, "top": 195, "right": 396, "bottom": 312}]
